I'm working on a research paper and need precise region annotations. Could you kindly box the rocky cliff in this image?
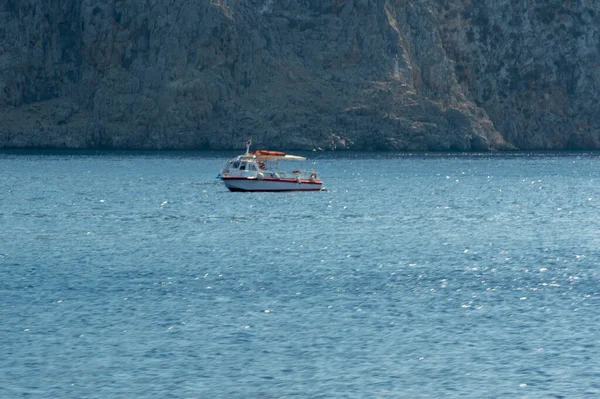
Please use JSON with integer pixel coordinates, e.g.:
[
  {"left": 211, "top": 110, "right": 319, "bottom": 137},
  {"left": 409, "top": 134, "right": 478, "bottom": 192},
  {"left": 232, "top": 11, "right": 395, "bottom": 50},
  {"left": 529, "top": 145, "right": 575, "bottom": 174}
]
[{"left": 0, "top": 0, "right": 598, "bottom": 150}]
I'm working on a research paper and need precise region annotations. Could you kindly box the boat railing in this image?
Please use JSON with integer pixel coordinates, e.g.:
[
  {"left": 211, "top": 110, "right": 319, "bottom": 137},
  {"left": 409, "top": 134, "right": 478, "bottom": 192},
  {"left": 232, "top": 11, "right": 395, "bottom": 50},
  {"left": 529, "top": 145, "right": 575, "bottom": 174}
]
[{"left": 242, "top": 170, "right": 317, "bottom": 180}]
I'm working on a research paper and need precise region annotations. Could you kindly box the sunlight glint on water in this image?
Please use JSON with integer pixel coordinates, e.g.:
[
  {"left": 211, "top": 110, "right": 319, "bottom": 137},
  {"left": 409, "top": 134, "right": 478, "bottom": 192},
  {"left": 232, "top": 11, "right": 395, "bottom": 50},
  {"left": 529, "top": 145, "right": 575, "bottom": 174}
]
[{"left": 1, "top": 151, "right": 600, "bottom": 398}]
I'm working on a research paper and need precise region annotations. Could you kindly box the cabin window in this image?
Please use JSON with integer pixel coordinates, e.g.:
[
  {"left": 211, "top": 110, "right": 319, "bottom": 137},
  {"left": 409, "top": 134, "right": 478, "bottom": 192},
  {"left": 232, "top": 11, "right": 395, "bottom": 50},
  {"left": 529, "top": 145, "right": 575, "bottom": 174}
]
[
  {"left": 248, "top": 163, "right": 257, "bottom": 171},
  {"left": 232, "top": 161, "right": 240, "bottom": 169},
  {"left": 240, "top": 162, "right": 246, "bottom": 170}
]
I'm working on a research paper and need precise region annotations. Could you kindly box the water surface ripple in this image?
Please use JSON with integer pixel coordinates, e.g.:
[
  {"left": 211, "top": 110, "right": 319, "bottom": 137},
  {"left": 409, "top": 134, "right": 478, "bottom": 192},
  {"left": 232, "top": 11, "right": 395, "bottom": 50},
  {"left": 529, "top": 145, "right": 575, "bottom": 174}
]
[{"left": 1, "top": 151, "right": 599, "bottom": 398}]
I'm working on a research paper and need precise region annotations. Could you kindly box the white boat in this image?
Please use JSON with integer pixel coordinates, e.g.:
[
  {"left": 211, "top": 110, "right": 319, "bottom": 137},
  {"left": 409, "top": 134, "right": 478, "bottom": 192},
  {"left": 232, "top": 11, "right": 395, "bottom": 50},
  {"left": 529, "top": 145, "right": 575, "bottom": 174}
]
[{"left": 220, "top": 141, "right": 324, "bottom": 192}]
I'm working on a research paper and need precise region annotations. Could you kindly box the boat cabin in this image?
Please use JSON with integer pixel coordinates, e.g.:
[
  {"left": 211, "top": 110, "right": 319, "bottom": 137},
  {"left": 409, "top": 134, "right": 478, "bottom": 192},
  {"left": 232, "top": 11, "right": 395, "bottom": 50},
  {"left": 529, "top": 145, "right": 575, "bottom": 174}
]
[{"left": 221, "top": 156, "right": 269, "bottom": 178}]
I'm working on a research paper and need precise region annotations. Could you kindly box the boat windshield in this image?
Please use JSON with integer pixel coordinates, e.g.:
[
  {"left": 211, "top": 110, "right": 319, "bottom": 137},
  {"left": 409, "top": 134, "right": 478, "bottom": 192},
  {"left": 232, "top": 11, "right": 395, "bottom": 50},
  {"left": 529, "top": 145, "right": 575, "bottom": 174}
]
[{"left": 228, "top": 160, "right": 258, "bottom": 171}]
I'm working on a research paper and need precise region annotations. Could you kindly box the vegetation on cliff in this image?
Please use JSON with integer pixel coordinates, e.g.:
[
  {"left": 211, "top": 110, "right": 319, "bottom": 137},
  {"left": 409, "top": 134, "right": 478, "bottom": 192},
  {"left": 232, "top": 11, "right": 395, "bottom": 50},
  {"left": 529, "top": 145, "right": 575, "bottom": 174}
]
[{"left": 0, "top": 0, "right": 598, "bottom": 150}]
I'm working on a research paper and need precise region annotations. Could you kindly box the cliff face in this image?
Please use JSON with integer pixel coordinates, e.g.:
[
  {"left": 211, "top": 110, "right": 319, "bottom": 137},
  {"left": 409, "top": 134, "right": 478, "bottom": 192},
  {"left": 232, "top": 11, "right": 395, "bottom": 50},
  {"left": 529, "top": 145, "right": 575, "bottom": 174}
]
[
  {"left": 434, "top": 1, "right": 600, "bottom": 150},
  {"left": 0, "top": 0, "right": 598, "bottom": 150}
]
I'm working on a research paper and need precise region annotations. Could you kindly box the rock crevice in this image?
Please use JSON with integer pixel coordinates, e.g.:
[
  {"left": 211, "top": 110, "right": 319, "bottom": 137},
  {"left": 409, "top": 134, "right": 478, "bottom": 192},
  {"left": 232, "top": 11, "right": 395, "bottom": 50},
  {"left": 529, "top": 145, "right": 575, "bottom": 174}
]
[{"left": 0, "top": 0, "right": 598, "bottom": 150}]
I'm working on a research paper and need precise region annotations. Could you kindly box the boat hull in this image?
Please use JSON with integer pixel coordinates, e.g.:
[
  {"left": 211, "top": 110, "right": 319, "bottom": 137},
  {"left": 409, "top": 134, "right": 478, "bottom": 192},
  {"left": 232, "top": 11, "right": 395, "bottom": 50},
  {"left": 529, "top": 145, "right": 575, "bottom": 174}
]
[{"left": 222, "top": 176, "right": 323, "bottom": 192}]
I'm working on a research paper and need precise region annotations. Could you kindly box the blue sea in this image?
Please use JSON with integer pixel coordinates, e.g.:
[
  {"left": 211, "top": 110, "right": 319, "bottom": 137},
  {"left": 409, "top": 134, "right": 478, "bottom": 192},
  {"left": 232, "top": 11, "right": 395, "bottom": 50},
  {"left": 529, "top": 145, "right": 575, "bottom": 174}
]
[{"left": 1, "top": 150, "right": 600, "bottom": 398}]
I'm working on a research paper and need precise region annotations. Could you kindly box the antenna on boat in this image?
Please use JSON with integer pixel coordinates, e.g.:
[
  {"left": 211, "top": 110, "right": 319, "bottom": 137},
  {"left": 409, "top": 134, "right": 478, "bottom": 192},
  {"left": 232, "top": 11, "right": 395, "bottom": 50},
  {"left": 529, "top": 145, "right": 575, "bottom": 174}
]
[{"left": 245, "top": 139, "right": 252, "bottom": 154}]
